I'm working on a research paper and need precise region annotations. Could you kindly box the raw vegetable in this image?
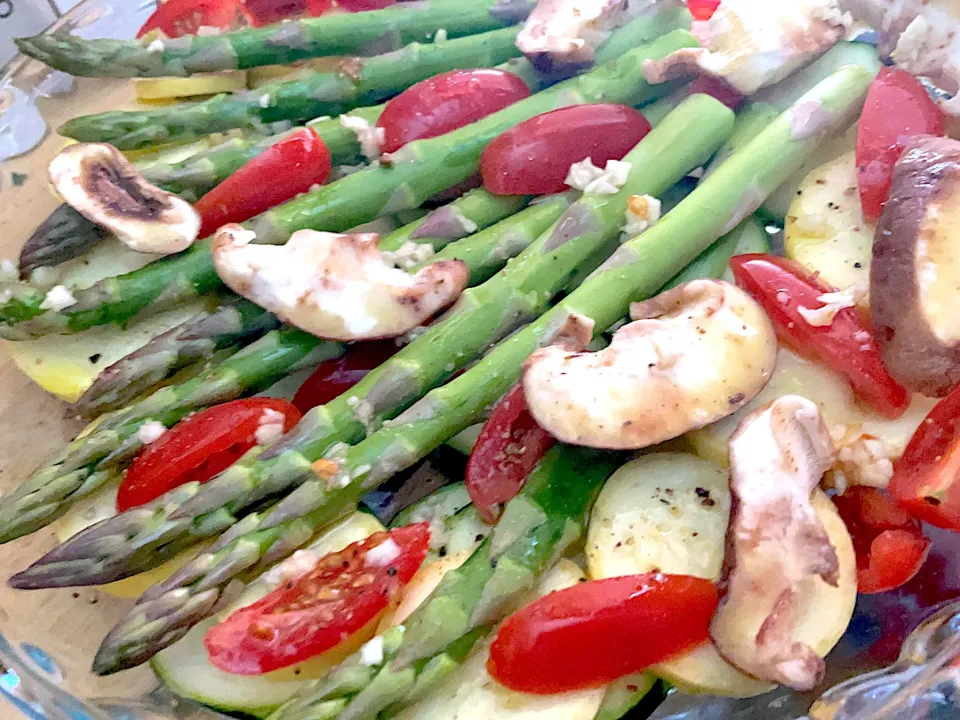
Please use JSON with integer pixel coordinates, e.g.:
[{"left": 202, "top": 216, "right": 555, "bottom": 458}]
[
  {"left": 58, "top": 27, "right": 524, "bottom": 149},
  {"left": 832, "top": 487, "right": 931, "bottom": 593},
  {"left": 389, "top": 483, "right": 491, "bottom": 561},
  {"left": 117, "top": 398, "right": 302, "bottom": 511},
  {"left": 292, "top": 341, "right": 398, "bottom": 413},
  {"left": 487, "top": 573, "right": 718, "bottom": 693},
  {"left": 480, "top": 104, "right": 651, "bottom": 195},
  {"left": 137, "top": 0, "right": 252, "bottom": 38},
  {"left": 465, "top": 383, "right": 554, "bottom": 523},
  {"left": 17, "top": 0, "right": 524, "bottom": 77},
  {"left": 151, "top": 511, "right": 386, "bottom": 717},
  {"left": 730, "top": 254, "right": 909, "bottom": 419},
  {"left": 0, "top": 29, "right": 695, "bottom": 338},
  {"left": 856, "top": 67, "right": 945, "bottom": 221},
  {"left": 196, "top": 128, "right": 333, "bottom": 238},
  {"left": 204, "top": 523, "right": 429, "bottom": 674},
  {"left": 871, "top": 135, "right": 960, "bottom": 397},
  {"left": 133, "top": 72, "right": 251, "bottom": 101},
  {"left": 377, "top": 69, "right": 532, "bottom": 154},
  {"left": 687, "top": 0, "right": 721, "bottom": 21},
  {"left": 890, "top": 384, "right": 960, "bottom": 531}
]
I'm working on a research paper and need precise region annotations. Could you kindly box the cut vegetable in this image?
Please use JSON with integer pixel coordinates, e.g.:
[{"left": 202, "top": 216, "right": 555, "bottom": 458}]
[
  {"left": 390, "top": 483, "right": 491, "bottom": 560},
  {"left": 152, "top": 512, "right": 384, "bottom": 716},
  {"left": 134, "top": 72, "right": 249, "bottom": 101}
]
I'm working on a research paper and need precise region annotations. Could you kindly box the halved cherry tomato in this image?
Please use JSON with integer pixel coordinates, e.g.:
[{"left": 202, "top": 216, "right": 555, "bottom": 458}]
[
  {"left": 890, "top": 385, "right": 960, "bottom": 531},
  {"left": 137, "top": 0, "right": 250, "bottom": 39},
  {"left": 242, "top": 0, "right": 311, "bottom": 24},
  {"left": 856, "top": 67, "right": 945, "bottom": 221},
  {"left": 377, "top": 69, "right": 531, "bottom": 155},
  {"left": 116, "top": 398, "right": 301, "bottom": 511},
  {"left": 730, "top": 254, "right": 909, "bottom": 419},
  {"left": 195, "top": 128, "right": 332, "bottom": 238},
  {"left": 205, "top": 523, "right": 429, "bottom": 674},
  {"left": 480, "top": 104, "right": 651, "bottom": 195},
  {"left": 687, "top": 0, "right": 721, "bottom": 21},
  {"left": 832, "top": 487, "right": 931, "bottom": 594},
  {"left": 308, "top": 0, "right": 396, "bottom": 12},
  {"left": 687, "top": 74, "right": 744, "bottom": 110},
  {"left": 465, "top": 383, "right": 554, "bottom": 524},
  {"left": 292, "top": 341, "right": 398, "bottom": 413},
  {"left": 488, "top": 573, "right": 717, "bottom": 693}
]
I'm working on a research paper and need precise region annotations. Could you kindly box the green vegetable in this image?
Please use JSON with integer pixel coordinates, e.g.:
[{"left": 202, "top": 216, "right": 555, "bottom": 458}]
[{"left": 15, "top": 0, "right": 526, "bottom": 78}]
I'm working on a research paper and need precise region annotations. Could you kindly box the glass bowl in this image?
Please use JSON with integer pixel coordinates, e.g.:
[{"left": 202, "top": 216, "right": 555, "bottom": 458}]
[{"left": 2, "top": 3, "right": 960, "bottom": 719}]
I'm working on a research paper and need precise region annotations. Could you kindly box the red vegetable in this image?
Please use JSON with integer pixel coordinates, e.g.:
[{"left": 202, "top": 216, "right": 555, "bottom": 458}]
[
  {"left": 137, "top": 0, "right": 251, "bottom": 38},
  {"left": 833, "top": 487, "right": 931, "bottom": 594},
  {"left": 204, "top": 523, "right": 429, "bottom": 674},
  {"left": 116, "top": 398, "right": 301, "bottom": 511},
  {"left": 687, "top": 0, "right": 721, "bottom": 21},
  {"left": 856, "top": 67, "right": 945, "bottom": 221},
  {"left": 890, "top": 385, "right": 960, "bottom": 531},
  {"left": 730, "top": 254, "right": 909, "bottom": 419},
  {"left": 465, "top": 383, "right": 554, "bottom": 524},
  {"left": 488, "top": 573, "right": 717, "bottom": 693},
  {"left": 195, "top": 128, "right": 332, "bottom": 238},
  {"left": 242, "top": 0, "right": 311, "bottom": 24},
  {"left": 378, "top": 69, "right": 531, "bottom": 154},
  {"left": 292, "top": 341, "right": 398, "bottom": 413},
  {"left": 479, "top": 104, "right": 651, "bottom": 195},
  {"left": 305, "top": 0, "right": 396, "bottom": 13}
]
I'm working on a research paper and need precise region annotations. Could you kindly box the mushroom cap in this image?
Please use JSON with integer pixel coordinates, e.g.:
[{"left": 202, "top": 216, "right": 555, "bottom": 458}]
[
  {"left": 521, "top": 279, "right": 777, "bottom": 449},
  {"left": 49, "top": 143, "right": 200, "bottom": 256},
  {"left": 211, "top": 225, "right": 469, "bottom": 341}
]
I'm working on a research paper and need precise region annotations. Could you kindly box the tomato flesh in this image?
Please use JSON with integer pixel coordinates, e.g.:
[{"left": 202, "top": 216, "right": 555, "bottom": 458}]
[
  {"left": 204, "top": 523, "right": 429, "bottom": 674},
  {"left": 137, "top": 0, "right": 250, "bottom": 38},
  {"left": 195, "top": 128, "right": 331, "bottom": 238},
  {"left": 730, "top": 254, "right": 909, "bottom": 419},
  {"left": 890, "top": 385, "right": 960, "bottom": 530},
  {"left": 687, "top": 0, "right": 721, "bottom": 21},
  {"left": 116, "top": 398, "right": 301, "bottom": 511},
  {"left": 465, "top": 383, "right": 554, "bottom": 524},
  {"left": 488, "top": 573, "right": 717, "bottom": 693},
  {"left": 832, "top": 487, "right": 931, "bottom": 594},
  {"left": 242, "top": 0, "right": 312, "bottom": 24},
  {"left": 292, "top": 341, "right": 398, "bottom": 413},
  {"left": 378, "top": 69, "right": 531, "bottom": 155},
  {"left": 480, "top": 104, "right": 651, "bottom": 195},
  {"left": 856, "top": 67, "right": 945, "bottom": 221}
]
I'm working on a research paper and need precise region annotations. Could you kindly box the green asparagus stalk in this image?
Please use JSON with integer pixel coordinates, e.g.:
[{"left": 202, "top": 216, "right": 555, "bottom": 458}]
[
  {"left": 1, "top": 28, "right": 694, "bottom": 339},
  {"left": 271, "top": 445, "right": 622, "bottom": 720},
  {"left": 17, "top": 204, "right": 109, "bottom": 279},
  {"left": 73, "top": 298, "right": 279, "bottom": 419},
  {"left": 0, "top": 190, "right": 560, "bottom": 545},
  {"left": 16, "top": 0, "right": 528, "bottom": 78},
  {"left": 63, "top": 66, "right": 876, "bottom": 677},
  {"left": 59, "top": 27, "right": 523, "bottom": 149}
]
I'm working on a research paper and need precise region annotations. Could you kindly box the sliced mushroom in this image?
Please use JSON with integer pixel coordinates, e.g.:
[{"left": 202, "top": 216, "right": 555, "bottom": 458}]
[
  {"left": 211, "top": 225, "right": 469, "bottom": 341},
  {"left": 521, "top": 279, "right": 777, "bottom": 450},
  {"left": 711, "top": 395, "right": 840, "bottom": 691},
  {"left": 871, "top": 135, "right": 960, "bottom": 397},
  {"left": 49, "top": 143, "right": 200, "bottom": 255},
  {"left": 642, "top": 0, "right": 846, "bottom": 95},
  {"left": 515, "top": 0, "right": 656, "bottom": 72}
]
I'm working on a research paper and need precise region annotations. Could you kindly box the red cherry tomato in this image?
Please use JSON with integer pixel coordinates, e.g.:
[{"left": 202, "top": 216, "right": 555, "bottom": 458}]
[
  {"left": 137, "top": 0, "right": 250, "bottom": 39},
  {"left": 832, "top": 487, "right": 931, "bottom": 594},
  {"left": 730, "top": 254, "right": 909, "bottom": 419},
  {"left": 687, "top": 0, "right": 721, "bottom": 21},
  {"left": 856, "top": 67, "right": 945, "bottom": 221},
  {"left": 488, "top": 573, "right": 717, "bottom": 693},
  {"left": 306, "top": 0, "right": 395, "bottom": 13},
  {"left": 377, "top": 69, "right": 531, "bottom": 155},
  {"left": 116, "top": 398, "right": 301, "bottom": 511},
  {"left": 292, "top": 341, "right": 398, "bottom": 413},
  {"left": 465, "top": 383, "right": 554, "bottom": 524},
  {"left": 195, "top": 128, "right": 331, "bottom": 238},
  {"left": 687, "top": 74, "right": 744, "bottom": 110},
  {"left": 480, "top": 104, "right": 651, "bottom": 195},
  {"left": 890, "top": 385, "right": 960, "bottom": 530},
  {"left": 204, "top": 523, "right": 429, "bottom": 674},
  {"left": 242, "top": 0, "right": 311, "bottom": 25}
]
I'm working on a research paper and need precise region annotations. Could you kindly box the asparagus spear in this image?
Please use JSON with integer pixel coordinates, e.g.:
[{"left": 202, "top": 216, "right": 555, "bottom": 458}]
[
  {"left": 16, "top": 0, "right": 529, "bottom": 78},
  {"left": 73, "top": 298, "right": 279, "bottom": 419},
  {"left": 0, "top": 190, "right": 562, "bottom": 545},
  {"left": 66, "top": 66, "right": 877, "bottom": 676},
  {"left": 18, "top": 204, "right": 109, "bottom": 279},
  {"left": 1, "top": 28, "right": 694, "bottom": 339},
  {"left": 59, "top": 27, "right": 524, "bottom": 149},
  {"left": 272, "top": 444, "right": 622, "bottom": 720},
  {"left": 271, "top": 217, "right": 763, "bottom": 720}
]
